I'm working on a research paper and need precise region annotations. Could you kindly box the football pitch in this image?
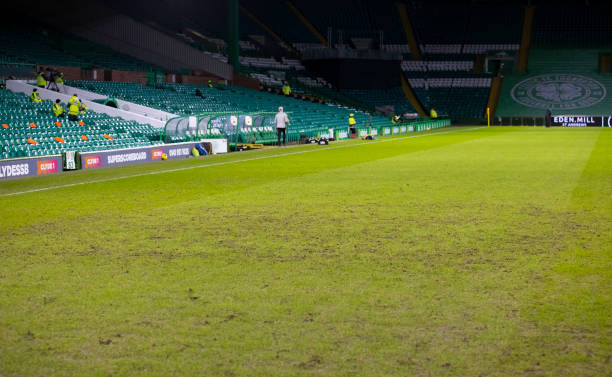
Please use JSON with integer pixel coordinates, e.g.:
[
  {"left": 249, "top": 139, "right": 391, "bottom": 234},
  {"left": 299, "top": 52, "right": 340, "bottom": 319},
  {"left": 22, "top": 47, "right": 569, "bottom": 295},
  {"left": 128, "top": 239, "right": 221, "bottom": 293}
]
[{"left": 1, "top": 126, "right": 610, "bottom": 376}]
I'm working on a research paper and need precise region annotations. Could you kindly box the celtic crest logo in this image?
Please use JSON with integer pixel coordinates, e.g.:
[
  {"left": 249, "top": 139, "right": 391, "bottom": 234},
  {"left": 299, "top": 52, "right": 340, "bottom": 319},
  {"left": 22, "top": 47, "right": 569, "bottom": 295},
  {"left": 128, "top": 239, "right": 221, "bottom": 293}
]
[{"left": 511, "top": 74, "right": 606, "bottom": 110}]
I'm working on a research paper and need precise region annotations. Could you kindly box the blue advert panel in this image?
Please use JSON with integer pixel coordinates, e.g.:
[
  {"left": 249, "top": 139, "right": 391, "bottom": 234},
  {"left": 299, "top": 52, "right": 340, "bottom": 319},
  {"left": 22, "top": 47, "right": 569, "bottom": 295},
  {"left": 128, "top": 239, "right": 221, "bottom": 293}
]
[
  {"left": 80, "top": 143, "right": 194, "bottom": 170},
  {"left": 0, "top": 155, "right": 62, "bottom": 180}
]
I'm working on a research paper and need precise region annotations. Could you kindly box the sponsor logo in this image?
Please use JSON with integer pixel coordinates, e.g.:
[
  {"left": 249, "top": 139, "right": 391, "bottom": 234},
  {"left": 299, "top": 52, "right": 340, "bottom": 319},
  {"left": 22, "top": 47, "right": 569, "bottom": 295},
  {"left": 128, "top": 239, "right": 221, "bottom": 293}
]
[
  {"left": 392, "top": 127, "right": 400, "bottom": 134},
  {"left": 151, "top": 149, "right": 164, "bottom": 160},
  {"left": 553, "top": 115, "right": 596, "bottom": 127},
  {"left": 168, "top": 148, "right": 190, "bottom": 157},
  {"left": 383, "top": 128, "right": 391, "bottom": 135},
  {"left": 84, "top": 156, "right": 101, "bottom": 169},
  {"left": 552, "top": 115, "right": 612, "bottom": 127},
  {"left": 400, "top": 126, "right": 407, "bottom": 133},
  {"left": 107, "top": 152, "right": 147, "bottom": 165},
  {"left": 511, "top": 74, "right": 606, "bottom": 110},
  {"left": 0, "top": 163, "right": 29, "bottom": 178},
  {"left": 371, "top": 129, "right": 378, "bottom": 136},
  {"left": 37, "top": 160, "right": 58, "bottom": 175}
]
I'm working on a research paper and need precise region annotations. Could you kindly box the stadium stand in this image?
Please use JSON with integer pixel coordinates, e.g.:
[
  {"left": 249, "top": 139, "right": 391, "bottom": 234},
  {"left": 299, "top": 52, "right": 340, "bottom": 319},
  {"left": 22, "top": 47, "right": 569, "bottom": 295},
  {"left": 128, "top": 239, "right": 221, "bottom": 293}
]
[
  {"left": 343, "top": 88, "right": 417, "bottom": 115},
  {"left": 285, "top": 0, "right": 406, "bottom": 45},
  {"left": 531, "top": 6, "right": 612, "bottom": 48},
  {"left": 496, "top": 5, "right": 612, "bottom": 119},
  {"left": 409, "top": 4, "right": 522, "bottom": 45},
  {"left": 239, "top": 1, "right": 321, "bottom": 45},
  {"left": 400, "top": 63, "right": 493, "bottom": 120},
  {"left": 65, "top": 80, "right": 389, "bottom": 139},
  {"left": 0, "top": 90, "right": 161, "bottom": 159},
  {"left": 0, "top": 24, "right": 162, "bottom": 72}
]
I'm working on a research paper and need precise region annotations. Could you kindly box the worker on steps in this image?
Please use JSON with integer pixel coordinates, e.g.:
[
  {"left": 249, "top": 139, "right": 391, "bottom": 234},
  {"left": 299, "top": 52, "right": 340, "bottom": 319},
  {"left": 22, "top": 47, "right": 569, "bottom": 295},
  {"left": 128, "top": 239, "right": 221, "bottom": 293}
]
[
  {"left": 30, "top": 88, "right": 42, "bottom": 103},
  {"left": 282, "top": 82, "right": 291, "bottom": 96},
  {"left": 54, "top": 72, "right": 64, "bottom": 92},
  {"left": 52, "top": 99, "right": 65, "bottom": 117},
  {"left": 69, "top": 93, "right": 81, "bottom": 106},
  {"left": 36, "top": 71, "right": 47, "bottom": 88},
  {"left": 68, "top": 102, "right": 80, "bottom": 121},
  {"left": 348, "top": 113, "right": 357, "bottom": 137}
]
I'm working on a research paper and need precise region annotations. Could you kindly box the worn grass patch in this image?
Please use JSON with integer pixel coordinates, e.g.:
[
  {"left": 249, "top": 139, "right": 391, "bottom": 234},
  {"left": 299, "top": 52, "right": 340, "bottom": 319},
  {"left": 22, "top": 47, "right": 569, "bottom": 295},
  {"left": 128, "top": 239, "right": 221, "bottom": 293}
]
[{"left": 0, "top": 127, "right": 610, "bottom": 376}]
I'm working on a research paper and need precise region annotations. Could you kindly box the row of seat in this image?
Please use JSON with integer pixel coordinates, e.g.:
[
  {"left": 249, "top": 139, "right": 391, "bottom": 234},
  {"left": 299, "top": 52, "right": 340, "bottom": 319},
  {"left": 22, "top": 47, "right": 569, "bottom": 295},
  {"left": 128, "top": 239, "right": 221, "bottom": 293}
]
[
  {"left": 408, "top": 78, "right": 492, "bottom": 88},
  {"left": 0, "top": 89, "right": 161, "bottom": 160},
  {"left": 401, "top": 61, "right": 474, "bottom": 72},
  {"left": 382, "top": 44, "right": 520, "bottom": 54},
  {"left": 0, "top": 25, "right": 162, "bottom": 72},
  {"left": 532, "top": 6, "right": 612, "bottom": 47}
]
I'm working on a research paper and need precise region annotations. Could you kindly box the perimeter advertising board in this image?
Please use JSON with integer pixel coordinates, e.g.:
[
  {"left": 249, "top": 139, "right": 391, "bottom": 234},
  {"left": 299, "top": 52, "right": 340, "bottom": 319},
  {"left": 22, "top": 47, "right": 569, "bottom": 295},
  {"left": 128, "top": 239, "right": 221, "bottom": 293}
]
[
  {"left": 0, "top": 140, "right": 229, "bottom": 179},
  {"left": 552, "top": 116, "right": 612, "bottom": 127},
  {"left": 80, "top": 140, "right": 228, "bottom": 170},
  {"left": 0, "top": 156, "right": 61, "bottom": 180}
]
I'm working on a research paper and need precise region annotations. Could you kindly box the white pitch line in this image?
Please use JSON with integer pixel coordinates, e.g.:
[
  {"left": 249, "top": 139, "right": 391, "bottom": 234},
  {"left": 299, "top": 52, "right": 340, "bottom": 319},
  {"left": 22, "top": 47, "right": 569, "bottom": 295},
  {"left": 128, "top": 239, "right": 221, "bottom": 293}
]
[{"left": 0, "top": 126, "right": 484, "bottom": 197}]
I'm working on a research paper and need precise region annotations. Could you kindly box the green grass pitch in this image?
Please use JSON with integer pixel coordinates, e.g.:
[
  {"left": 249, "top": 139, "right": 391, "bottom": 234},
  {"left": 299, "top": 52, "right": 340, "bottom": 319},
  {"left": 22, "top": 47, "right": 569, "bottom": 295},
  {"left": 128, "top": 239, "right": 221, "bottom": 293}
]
[{"left": 0, "top": 126, "right": 610, "bottom": 376}]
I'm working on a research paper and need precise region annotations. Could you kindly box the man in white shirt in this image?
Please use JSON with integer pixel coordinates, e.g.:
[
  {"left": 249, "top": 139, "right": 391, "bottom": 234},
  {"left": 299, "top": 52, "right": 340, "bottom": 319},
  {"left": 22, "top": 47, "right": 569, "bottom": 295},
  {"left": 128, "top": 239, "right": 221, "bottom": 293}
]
[{"left": 274, "top": 106, "right": 289, "bottom": 146}]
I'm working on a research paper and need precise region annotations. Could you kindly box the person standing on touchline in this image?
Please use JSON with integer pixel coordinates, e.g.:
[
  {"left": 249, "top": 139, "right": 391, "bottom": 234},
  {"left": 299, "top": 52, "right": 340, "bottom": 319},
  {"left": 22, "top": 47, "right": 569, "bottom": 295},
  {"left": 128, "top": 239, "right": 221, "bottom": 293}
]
[{"left": 274, "top": 106, "right": 289, "bottom": 146}]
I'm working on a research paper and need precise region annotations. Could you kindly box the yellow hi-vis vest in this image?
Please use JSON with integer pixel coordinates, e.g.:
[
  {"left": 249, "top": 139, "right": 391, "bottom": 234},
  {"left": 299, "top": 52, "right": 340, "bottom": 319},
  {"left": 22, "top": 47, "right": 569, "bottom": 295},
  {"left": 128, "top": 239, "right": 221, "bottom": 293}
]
[
  {"left": 282, "top": 85, "right": 291, "bottom": 95},
  {"left": 55, "top": 74, "right": 64, "bottom": 85},
  {"left": 30, "top": 92, "right": 42, "bottom": 103},
  {"left": 430, "top": 109, "right": 438, "bottom": 118},
  {"left": 69, "top": 95, "right": 80, "bottom": 105},
  {"left": 52, "top": 103, "right": 64, "bottom": 117},
  {"left": 348, "top": 116, "right": 356, "bottom": 126},
  {"left": 68, "top": 103, "right": 80, "bottom": 116},
  {"left": 36, "top": 73, "right": 46, "bottom": 87}
]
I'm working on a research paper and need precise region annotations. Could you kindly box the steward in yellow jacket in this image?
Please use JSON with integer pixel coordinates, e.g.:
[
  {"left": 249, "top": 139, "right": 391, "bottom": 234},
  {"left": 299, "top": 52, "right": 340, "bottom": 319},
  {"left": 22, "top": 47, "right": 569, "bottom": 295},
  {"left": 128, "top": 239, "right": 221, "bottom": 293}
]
[
  {"left": 68, "top": 103, "right": 80, "bottom": 121},
  {"left": 52, "top": 99, "right": 65, "bottom": 117},
  {"left": 30, "top": 89, "right": 42, "bottom": 103},
  {"left": 36, "top": 71, "right": 47, "bottom": 88}
]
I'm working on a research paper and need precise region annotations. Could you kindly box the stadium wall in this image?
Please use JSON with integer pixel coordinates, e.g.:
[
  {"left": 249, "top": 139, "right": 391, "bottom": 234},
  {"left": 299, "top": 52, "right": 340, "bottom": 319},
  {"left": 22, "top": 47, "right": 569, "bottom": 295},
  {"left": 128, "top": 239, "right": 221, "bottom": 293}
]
[
  {"left": 37, "top": 65, "right": 82, "bottom": 81},
  {"left": 232, "top": 74, "right": 261, "bottom": 91}
]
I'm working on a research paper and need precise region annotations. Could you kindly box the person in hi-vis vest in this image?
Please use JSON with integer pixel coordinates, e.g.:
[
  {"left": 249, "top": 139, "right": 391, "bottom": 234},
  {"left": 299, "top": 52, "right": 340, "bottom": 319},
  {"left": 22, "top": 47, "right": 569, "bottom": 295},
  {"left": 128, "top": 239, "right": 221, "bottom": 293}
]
[
  {"left": 68, "top": 102, "right": 80, "bottom": 121},
  {"left": 30, "top": 88, "right": 42, "bottom": 103},
  {"left": 348, "top": 113, "right": 357, "bottom": 136},
  {"left": 36, "top": 71, "right": 47, "bottom": 88},
  {"left": 52, "top": 99, "right": 65, "bottom": 117}
]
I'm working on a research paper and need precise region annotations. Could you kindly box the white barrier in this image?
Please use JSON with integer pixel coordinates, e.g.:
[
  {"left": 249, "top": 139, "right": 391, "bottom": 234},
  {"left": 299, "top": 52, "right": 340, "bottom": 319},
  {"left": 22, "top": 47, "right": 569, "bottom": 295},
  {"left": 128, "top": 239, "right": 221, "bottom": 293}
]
[{"left": 59, "top": 84, "right": 178, "bottom": 123}]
